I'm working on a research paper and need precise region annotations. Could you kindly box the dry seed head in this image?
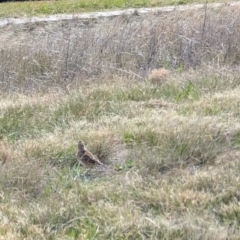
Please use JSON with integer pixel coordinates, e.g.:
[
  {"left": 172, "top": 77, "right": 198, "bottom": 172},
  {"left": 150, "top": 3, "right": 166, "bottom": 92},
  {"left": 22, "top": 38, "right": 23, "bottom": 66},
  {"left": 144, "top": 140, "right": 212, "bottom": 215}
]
[{"left": 148, "top": 68, "right": 169, "bottom": 84}]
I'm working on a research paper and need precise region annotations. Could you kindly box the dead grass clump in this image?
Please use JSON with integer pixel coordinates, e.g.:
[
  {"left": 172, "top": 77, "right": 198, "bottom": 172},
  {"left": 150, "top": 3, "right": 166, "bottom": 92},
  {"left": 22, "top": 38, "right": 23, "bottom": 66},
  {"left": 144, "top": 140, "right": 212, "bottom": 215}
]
[
  {"left": 148, "top": 68, "right": 169, "bottom": 85},
  {"left": 0, "top": 140, "right": 14, "bottom": 165},
  {"left": 21, "top": 138, "right": 77, "bottom": 167},
  {"left": 0, "top": 161, "right": 49, "bottom": 201},
  {"left": 144, "top": 99, "right": 171, "bottom": 109},
  {"left": 127, "top": 121, "right": 230, "bottom": 172}
]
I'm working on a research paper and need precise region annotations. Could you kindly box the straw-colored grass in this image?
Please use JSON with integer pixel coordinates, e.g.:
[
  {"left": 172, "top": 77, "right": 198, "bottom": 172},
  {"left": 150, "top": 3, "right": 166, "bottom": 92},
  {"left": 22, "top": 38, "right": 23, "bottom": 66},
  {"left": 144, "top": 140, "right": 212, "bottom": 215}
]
[
  {"left": 1, "top": 66, "right": 240, "bottom": 239},
  {"left": 1, "top": 1, "right": 240, "bottom": 239}
]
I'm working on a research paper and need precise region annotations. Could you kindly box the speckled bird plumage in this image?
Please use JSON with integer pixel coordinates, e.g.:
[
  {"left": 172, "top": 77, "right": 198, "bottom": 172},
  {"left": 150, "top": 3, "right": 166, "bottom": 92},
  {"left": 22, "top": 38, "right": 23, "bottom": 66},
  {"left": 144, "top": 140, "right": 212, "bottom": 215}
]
[{"left": 77, "top": 141, "right": 105, "bottom": 168}]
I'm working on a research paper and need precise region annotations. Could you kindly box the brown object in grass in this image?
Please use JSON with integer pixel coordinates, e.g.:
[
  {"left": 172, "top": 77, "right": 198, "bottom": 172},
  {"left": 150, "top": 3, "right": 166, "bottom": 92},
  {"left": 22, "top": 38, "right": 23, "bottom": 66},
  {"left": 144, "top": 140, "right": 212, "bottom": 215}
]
[
  {"left": 77, "top": 141, "right": 106, "bottom": 168},
  {"left": 148, "top": 68, "right": 169, "bottom": 84}
]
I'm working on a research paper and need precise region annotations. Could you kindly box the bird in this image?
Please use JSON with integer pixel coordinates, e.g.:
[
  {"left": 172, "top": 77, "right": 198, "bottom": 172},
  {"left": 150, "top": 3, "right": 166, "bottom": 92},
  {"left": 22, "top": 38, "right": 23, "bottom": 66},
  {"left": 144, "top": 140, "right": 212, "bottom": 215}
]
[{"left": 76, "top": 141, "right": 106, "bottom": 169}]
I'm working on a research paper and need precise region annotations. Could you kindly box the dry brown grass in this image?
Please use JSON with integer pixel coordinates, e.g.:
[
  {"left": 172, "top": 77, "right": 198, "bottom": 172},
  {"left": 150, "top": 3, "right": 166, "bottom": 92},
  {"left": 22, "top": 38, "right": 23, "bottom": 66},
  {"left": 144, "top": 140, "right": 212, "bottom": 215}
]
[
  {"left": 0, "top": 140, "right": 13, "bottom": 165},
  {"left": 1, "top": 4, "right": 240, "bottom": 94},
  {"left": 1, "top": 3, "right": 240, "bottom": 239},
  {"left": 148, "top": 68, "right": 170, "bottom": 84},
  {"left": 1, "top": 74, "right": 240, "bottom": 237}
]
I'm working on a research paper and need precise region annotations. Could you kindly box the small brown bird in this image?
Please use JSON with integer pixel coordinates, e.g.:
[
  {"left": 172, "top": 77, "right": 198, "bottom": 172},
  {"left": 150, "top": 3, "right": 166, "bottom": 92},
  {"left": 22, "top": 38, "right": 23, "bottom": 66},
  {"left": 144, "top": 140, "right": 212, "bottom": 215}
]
[{"left": 77, "top": 141, "right": 106, "bottom": 168}]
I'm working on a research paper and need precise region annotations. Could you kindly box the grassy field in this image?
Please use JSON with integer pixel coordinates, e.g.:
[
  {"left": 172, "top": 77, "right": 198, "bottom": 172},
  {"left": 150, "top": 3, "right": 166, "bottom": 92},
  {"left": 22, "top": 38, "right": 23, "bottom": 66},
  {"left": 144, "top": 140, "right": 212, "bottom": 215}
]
[
  {"left": 0, "top": 0, "right": 229, "bottom": 18},
  {"left": 1, "top": 1, "right": 240, "bottom": 239},
  {"left": 2, "top": 66, "right": 240, "bottom": 239}
]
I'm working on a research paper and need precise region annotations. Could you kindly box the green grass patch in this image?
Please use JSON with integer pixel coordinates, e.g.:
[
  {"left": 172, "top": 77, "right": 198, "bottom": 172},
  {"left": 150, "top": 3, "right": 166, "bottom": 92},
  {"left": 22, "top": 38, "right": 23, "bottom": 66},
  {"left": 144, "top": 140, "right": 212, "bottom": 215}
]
[
  {"left": 0, "top": 105, "right": 53, "bottom": 141},
  {"left": 125, "top": 123, "right": 229, "bottom": 171}
]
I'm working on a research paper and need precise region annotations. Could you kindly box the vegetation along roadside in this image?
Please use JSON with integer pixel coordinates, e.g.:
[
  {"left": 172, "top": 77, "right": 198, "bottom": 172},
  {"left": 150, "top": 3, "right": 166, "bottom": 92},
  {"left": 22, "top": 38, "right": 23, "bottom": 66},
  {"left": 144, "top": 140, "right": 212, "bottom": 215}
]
[{"left": 0, "top": 1, "right": 240, "bottom": 239}]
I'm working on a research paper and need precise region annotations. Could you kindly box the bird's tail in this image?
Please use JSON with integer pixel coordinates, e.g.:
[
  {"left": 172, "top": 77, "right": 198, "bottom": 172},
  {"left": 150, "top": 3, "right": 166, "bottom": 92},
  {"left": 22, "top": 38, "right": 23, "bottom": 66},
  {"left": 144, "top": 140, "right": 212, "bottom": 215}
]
[{"left": 98, "top": 162, "right": 107, "bottom": 170}]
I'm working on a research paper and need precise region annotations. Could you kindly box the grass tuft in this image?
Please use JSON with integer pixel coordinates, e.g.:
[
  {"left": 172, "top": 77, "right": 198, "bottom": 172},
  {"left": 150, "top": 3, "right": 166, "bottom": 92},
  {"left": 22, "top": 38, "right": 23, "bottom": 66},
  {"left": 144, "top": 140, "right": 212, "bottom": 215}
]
[{"left": 148, "top": 68, "right": 170, "bottom": 85}]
